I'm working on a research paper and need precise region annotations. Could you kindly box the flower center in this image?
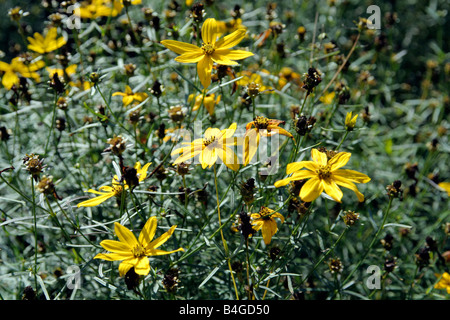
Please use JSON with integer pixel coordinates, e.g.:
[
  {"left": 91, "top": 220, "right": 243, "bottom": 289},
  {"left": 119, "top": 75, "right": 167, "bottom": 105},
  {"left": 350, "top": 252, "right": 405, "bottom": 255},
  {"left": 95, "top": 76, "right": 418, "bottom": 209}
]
[
  {"left": 317, "top": 165, "right": 332, "bottom": 180},
  {"left": 201, "top": 43, "right": 215, "bottom": 55},
  {"left": 203, "top": 135, "right": 216, "bottom": 147},
  {"left": 132, "top": 244, "right": 146, "bottom": 258},
  {"left": 112, "top": 184, "right": 124, "bottom": 196},
  {"left": 259, "top": 207, "right": 272, "bottom": 220},
  {"left": 254, "top": 116, "right": 269, "bottom": 130}
]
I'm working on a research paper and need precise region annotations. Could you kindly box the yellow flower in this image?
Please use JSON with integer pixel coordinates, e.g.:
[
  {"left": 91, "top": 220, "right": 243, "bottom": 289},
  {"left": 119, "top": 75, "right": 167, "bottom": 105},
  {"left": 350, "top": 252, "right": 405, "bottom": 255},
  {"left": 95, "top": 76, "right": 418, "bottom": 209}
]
[
  {"left": 75, "top": 0, "right": 124, "bottom": 19},
  {"left": 161, "top": 18, "right": 253, "bottom": 89},
  {"left": 171, "top": 123, "right": 239, "bottom": 171},
  {"left": 438, "top": 182, "right": 450, "bottom": 196},
  {"left": 250, "top": 207, "right": 284, "bottom": 245},
  {"left": 188, "top": 91, "right": 221, "bottom": 115},
  {"left": 0, "top": 57, "right": 44, "bottom": 89},
  {"left": 112, "top": 85, "right": 149, "bottom": 107},
  {"left": 217, "top": 18, "right": 247, "bottom": 36},
  {"left": 243, "top": 116, "right": 293, "bottom": 166},
  {"left": 274, "top": 149, "right": 371, "bottom": 203},
  {"left": 434, "top": 272, "right": 450, "bottom": 294},
  {"left": 94, "top": 216, "right": 184, "bottom": 276},
  {"left": 27, "top": 27, "right": 66, "bottom": 54},
  {"left": 46, "top": 64, "right": 77, "bottom": 79},
  {"left": 278, "top": 67, "right": 302, "bottom": 89},
  {"left": 345, "top": 111, "right": 358, "bottom": 131},
  {"left": 236, "top": 70, "right": 273, "bottom": 92},
  {"left": 320, "top": 91, "right": 336, "bottom": 105},
  {"left": 77, "top": 162, "right": 151, "bottom": 207}
]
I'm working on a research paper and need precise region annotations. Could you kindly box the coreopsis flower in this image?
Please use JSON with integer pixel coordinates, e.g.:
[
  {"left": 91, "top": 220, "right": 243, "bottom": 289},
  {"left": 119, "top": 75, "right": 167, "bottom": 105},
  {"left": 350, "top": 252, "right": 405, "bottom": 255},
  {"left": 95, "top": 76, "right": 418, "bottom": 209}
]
[
  {"left": 27, "top": 27, "right": 66, "bottom": 54},
  {"left": 0, "top": 57, "right": 45, "bottom": 89},
  {"left": 250, "top": 207, "right": 284, "bottom": 245},
  {"left": 278, "top": 67, "right": 302, "bottom": 89},
  {"left": 75, "top": 0, "right": 124, "bottom": 19},
  {"left": 438, "top": 182, "right": 450, "bottom": 196},
  {"left": 77, "top": 162, "right": 151, "bottom": 207},
  {"left": 112, "top": 85, "right": 149, "bottom": 107},
  {"left": 274, "top": 148, "right": 371, "bottom": 203},
  {"left": 243, "top": 116, "right": 293, "bottom": 166},
  {"left": 236, "top": 70, "right": 273, "bottom": 93},
  {"left": 434, "top": 272, "right": 450, "bottom": 294},
  {"left": 171, "top": 123, "right": 239, "bottom": 171},
  {"left": 188, "top": 91, "right": 221, "bottom": 115},
  {"left": 161, "top": 18, "right": 253, "bottom": 89},
  {"left": 319, "top": 91, "right": 336, "bottom": 105},
  {"left": 345, "top": 111, "right": 358, "bottom": 131},
  {"left": 94, "top": 216, "right": 184, "bottom": 276}
]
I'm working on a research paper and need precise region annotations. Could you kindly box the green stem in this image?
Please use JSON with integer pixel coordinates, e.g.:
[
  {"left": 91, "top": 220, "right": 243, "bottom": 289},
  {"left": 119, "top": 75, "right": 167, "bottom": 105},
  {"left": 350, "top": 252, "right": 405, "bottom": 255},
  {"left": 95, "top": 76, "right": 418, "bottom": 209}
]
[
  {"left": 336, "top": 130, "right": 349, "bottom": 151},
  {"left": 31, "top": 178, "right": 38, "bottom": 290},
  {"left": 301, "top": 226, "right": 349, "bottom": 284},
  {"left": 214, "top": 164, "right": 239, "bottom": 300},
  {"left": 341, "top": 197, "right": 394, "bottom": 288}
]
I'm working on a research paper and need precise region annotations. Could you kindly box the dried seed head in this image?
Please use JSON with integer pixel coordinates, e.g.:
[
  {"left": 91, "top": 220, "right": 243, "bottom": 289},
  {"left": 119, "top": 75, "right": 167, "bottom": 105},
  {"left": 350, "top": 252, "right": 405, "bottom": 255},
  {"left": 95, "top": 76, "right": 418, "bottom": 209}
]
[
  {"left": 302, "top": 67, "right": 322, "bottom": 95},
  {"left": 106, "top": 135, "right": 127, "bottom": 156},
  {"left": 124, "top": 63, "right": 136, "bottom": 77},
  {"left": 190, "top": 3, "right": 205, "bottom": 23},
  {"left": 168, "top": 105, "right": 184, "bottom": 123},
  {"left": 37, "top": 175, "right": 55, "bottom": 195},
  {"left": 240, "top": 178, "right": 256, "bottom": 205},
  {"left": 343, "top": 210, "right": 360, "bottom": 226},
  {"left": 386, "top": 180, "right": 403, "bottom": 200},
  {"left": 380, "top": 233, "right": 394, "bottom": 251},
  {"left": 149, "top": 80, "right": 164, "bottom": 97},
  {"left": 56, "top": 117, "right": 66, "bottom": 132},
  {"left": 328, "top": 257, "right": 343, "bottom": 274},
  {"left": 56, "top": 97, "right": 68, "bottom": 110},
  {"left": 8, "top": 6, "right": 28, "bottom": 22},
  {"left": 23, "top": 153, "right": 45, "bottom": 181},
  {"left": 162, "top": 268, "right": 180, "bottom": 293},
  {"left": 246, "top": 82, "right": 261, "bottom": 98},
  {"left": 384, "top": 256, "right": 397, "bottom": 273}
]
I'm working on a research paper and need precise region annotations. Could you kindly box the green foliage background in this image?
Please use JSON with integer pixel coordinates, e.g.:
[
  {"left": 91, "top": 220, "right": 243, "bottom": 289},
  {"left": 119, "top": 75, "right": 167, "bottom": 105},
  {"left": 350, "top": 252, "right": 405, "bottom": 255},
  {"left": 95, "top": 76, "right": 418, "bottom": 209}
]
[{"left": 0, "top": 0, "right": 449, "bottom": 300}]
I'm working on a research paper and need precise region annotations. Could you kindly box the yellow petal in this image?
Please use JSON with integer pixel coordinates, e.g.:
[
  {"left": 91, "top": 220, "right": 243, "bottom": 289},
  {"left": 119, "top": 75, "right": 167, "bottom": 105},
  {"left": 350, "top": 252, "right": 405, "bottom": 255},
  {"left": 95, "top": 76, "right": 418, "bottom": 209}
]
[
  {"left": 77, "top": 193, "right": 114, "bottom": 207},
  {"left": 161, "top": 39, "right": 202, "bottom": 55},
  {"left": 134, "top": 257, "right": 150, "bottom": 275},
  {"left": 201, "top": 18, "right": 218, "bottom": 45},
  {"left": 94, "top": 252, "right": 129, "bottom": 261},
  {"left": 217, "top": 146, "right": 239, "bottom": 171},
  {"left": 215, "top": 28, "right": 247, "bottom": 50},
  {"left": 175, "top": 51, "right": 205, "bottom": 63},
  {"left": 138, "top": 217, "right": 157, "bottom": 249},
  {"left": 333, "top": 169, "right": 371, "bottom": 183},
  {"left": 333, "top": 176, "right": 365, "bottom": 202},
  {"left": 213, "top": 49, "right": 254, "bottom": 61},
  {"left": 210, "top": 53, "right": 239, "bottom": 66},
  {"left": 286, "top": 161, "right": 318, "bottom": 174},
  {"left": 147, "top": 225, "right": 177, "bottom": 251},
  {"left": 118, "top": 259, "right": 137, "bottom": 277},
  {"left": 328, "top": 152, "right": 351, "bottom": 171},
  {"left": 322, "top": 179, "right": 343, "bottom": 203},
  {"left": 114, "top": 222, "right": 139, "bottom": 248},
  {"left": 147, "top": 248, "right": 184, "bottom": 256},
  {"left": 261, "top": 219, "right": 277, "bottom": 245},
  {"left": 2, "top": 71, "right": 19, "bottom": 89},
  {"left": 311, "top": 148, "right": 327, "bottom": 166},
  {"left": 300, "top": 177, "right": 324, "bottom": 202},
  {"left": 197, "top": 55, "right": 213, "bottom": 88},
  {"left": 243, "top": 128, "right": 260, "bottom": 166},
  {"left": 99, "top": 239, "right": 132, "bottom": 254}
]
